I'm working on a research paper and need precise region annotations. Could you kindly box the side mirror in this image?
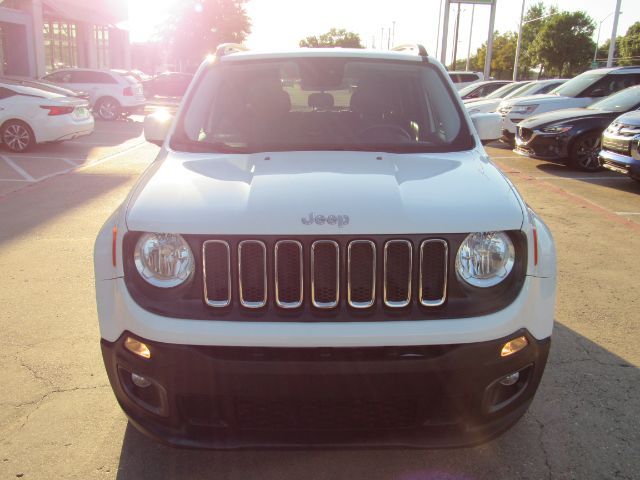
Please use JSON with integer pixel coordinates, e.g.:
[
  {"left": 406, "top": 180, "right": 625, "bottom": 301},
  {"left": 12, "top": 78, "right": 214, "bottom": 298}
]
[
  {"left": 470, "top": 112, "right": 502, "bottom": 145},
  {"left": 144, "top": 111, "right": 174, "bottom": 146}
]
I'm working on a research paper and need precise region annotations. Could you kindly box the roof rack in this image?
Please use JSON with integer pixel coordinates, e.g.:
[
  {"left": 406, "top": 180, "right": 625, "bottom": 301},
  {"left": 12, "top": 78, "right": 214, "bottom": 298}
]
[
  {"left": 391, "top": 44, "right": 428, "bottom": 58},
  {"left": 215, "top": 43, "right": 248, "bottom": 57}
]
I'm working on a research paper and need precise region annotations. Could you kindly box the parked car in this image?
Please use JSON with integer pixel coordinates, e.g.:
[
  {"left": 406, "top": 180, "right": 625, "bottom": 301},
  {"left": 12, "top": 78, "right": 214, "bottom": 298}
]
[
  {"left": 458, "top": 80, "right": 512, "bottom": 100},
  {"left": 448, "top": 70, "right": 484, "bottom": 90},
  {"left": 498, "top": 66, "right": 640, "bottom": 144},
  {"left": 514, "top": 85, "right": 640, "bottom": 171},
  {"left": 466, "top": 79, "right": 567, "bottom": 113},
  {"left": 142, "top": 72, "right": 194, "bottom": 99},
  {"left": 600, "top": 110, "right": 640, "bottom": 181},
  {"left": 0, "top": 77, "right": 90, "bottom": 101},
  {"left": 0, "top": 81, "right": 93, "bottom": 153},
  {"left": 95, "top": 44, "right": 556, "bottom": 449},
  {"left": 41, "top": 68, "right": 146, "bottom": 120},
  {"left": 113, "top": 69, "right": 152, "bottom": 83}
]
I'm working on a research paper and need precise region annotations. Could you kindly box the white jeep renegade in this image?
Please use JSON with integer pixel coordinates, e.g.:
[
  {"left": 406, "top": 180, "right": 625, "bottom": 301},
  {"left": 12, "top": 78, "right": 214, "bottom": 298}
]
[{"left": 94, "top": 44, "right": 556, "bottom": 448}]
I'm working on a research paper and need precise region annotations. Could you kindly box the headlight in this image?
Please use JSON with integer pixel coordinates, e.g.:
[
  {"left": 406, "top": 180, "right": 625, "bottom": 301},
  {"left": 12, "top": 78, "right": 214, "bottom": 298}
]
[
  {"left": 510, "top": 104, "right": 538, "bottom": 115},
  {"left": 134, "top": 233, "right": 194, "bottom": 288},
  {"left": 455, "top": 232, "right": 515, "bottom": 288},
  {"left": 541, "top": 125, "right": 572, "bottom": 134},
  {"left": 632, "top": 137, "right": 640, "bottom": 161}
]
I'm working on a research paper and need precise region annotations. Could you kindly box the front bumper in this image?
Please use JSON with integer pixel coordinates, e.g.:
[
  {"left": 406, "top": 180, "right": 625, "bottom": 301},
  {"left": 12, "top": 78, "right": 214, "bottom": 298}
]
[
  {"left": 102, "top": 330, "right": 550, "bottom": 449},
  {"left": 600, "top": 149, "right": 640, "bottom": 179},
  {"left": 513, "top": 129, "right": 569, "bottom": 161}
]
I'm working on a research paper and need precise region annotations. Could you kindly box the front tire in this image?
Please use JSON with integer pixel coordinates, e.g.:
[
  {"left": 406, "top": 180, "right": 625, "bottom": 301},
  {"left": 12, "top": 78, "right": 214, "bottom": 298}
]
[
  {"left": 569, "top": 132, "right": 602, "bottom": 172},
  {"left": 95, "top": 97, "right": 121, "bottom": 121},
  {"left": 1, "top": 120, "right": 34, "bottom": 153}
]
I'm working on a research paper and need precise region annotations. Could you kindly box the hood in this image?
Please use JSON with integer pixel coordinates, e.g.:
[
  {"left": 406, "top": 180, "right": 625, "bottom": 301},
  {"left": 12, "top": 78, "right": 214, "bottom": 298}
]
[
  {"left": 501, "top": 93, "right": 569, "bottom": 107},
  {"left": 613, "top": 110, "right": 640, "bottom": 127},
  {"left": 465, "top": 99, "right": 501, "bottom": 113},
  {"left": 519, "top": 108, "right": 614, "bottom": 128},
  {"left": 125, "top": 150, "right": 524, "bottom": 235}
]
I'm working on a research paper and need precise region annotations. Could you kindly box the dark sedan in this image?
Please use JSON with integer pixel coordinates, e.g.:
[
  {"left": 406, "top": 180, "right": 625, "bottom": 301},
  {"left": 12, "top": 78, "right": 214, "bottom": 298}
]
[
  {"left": 142, "top": 72, "right": 194, "bottom": 99},
  {"left": 514, "top": 85, "right": 640, "bottom": 171}
]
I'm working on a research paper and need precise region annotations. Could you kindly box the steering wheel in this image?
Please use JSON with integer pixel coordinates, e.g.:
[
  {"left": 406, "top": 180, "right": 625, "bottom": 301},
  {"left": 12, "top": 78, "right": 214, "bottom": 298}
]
[{"left": 358, "top": 124, "right": 413, "bottom": 142}]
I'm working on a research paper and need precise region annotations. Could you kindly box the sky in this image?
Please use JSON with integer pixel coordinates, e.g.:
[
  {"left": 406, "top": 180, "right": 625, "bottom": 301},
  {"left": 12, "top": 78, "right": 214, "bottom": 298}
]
[{"left": 128, "top": 0, "right": 639, "bottom": 63}]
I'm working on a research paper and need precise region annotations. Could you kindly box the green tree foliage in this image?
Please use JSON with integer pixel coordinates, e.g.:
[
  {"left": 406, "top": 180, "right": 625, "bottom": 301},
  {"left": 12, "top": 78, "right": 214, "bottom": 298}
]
[
  {"left": 299, "top": 28, "right": 364, "bottom": 48},
  {"left": 619, "top": 22, "right": 640, "bottom": 66},
  {"left": 159, "top": 0, "right": 251, "bottom": 69},
  {"left": 518, "top": 2, "right": 558, "bottom": 77},
  {"left": 530, "top": 11, "right": 595, "bottom": 77},
  {"left": 469, "top": 31, "right": 518, "bottom": 79}
]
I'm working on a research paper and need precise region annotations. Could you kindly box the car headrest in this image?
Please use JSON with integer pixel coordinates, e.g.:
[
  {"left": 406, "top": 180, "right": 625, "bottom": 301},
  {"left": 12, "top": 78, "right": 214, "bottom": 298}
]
[{"left": 308, "top": 92, "right": 334, "bottom": 110}]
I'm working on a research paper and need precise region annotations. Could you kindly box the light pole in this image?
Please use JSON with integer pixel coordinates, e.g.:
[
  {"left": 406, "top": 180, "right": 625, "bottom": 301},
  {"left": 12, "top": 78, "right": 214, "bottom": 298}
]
[
  {"left": 465, "top": 4, "right": 475, "bottom": 71},
  {"left": 513, "top": 0, "right": 526, "bottom": 81},
  {"left": 594, "top": 12, "right": 616, "bottom": 64},
  {"left": 607, "top": 0, "right": 622, "bottom": 67},
  {"left": 436, "top": 0, "right": 443, "bottom": 58},
  {"left": 512, "top": 10, "right": 557, "bottom": 81}
]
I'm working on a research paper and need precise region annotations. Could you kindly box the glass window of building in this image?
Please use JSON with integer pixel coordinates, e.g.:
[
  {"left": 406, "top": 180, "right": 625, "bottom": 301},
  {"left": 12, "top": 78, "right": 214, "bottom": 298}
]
[
  {"left": 94, "top": 25, "right": 109, "bottom": 69},
  {"left": 43, "top": 20, "right": 78, "bottom": 72}
]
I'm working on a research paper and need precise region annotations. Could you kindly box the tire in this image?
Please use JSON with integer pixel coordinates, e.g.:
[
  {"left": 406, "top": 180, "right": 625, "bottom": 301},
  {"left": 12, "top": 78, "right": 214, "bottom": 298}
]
[
  {"left": 1, "top": 120, "right": 35, "bottom": 153},
  {"left": 95, "top": 97, "right": 121, "bottom": 121},
  {"left": 569, "top": 132, "right": 602, "bottom": 172}
]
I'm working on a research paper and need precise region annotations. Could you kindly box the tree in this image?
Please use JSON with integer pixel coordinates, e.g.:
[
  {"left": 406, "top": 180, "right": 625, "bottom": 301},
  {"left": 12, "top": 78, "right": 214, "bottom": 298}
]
[
  {"left": 300, "top": 28, "right": 364, "bottom": 48},
  {"left": 530, "top": 11, "right": 595, "bottom": 77},
  {"left": 518, "top": 2, "right": 559, "bottom": 78},
  {"left": 471, "top": 31, "right": 518, "bottom": 79},
  {"left": 159, "top": 0, "right": 251, "bottom": 69},
  {"left": 619, "top": 22, "right": 640, "bottom": 66}
]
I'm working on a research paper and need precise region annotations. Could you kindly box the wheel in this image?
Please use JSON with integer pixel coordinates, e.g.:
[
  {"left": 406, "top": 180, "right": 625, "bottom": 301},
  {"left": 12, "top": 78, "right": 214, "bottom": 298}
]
[
  {"left": 569, "top": 132, "right": 602, "bottom": 172},
  {"left": 95, "top": 97, "right": 121, "bottom": 121},
  {"left": 1, "top": 120, "right": 34, "bottom": 153}
]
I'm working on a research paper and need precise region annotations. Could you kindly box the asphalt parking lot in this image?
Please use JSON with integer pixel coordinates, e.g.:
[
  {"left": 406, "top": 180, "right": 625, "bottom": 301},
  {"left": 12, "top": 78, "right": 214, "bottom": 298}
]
[{"left": 0, "top": 120, "right": 639, "bottom": 479}]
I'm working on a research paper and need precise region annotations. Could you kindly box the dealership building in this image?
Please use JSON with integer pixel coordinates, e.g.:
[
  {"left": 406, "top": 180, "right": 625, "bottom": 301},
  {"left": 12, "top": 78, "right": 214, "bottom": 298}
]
[{"left": 0, "top": 0, "right": 131, "bottom": 78}]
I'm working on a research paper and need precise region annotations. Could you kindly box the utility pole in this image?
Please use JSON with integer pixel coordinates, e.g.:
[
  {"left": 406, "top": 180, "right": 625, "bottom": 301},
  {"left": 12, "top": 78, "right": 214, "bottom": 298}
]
[
  {"left": 484, "top": 0, "right": 497, "bottom": 79},
  {"left": 392, "top": 21, "right": 396, "bottom": 46},
  {"left": 387, "top": 27, "right": 391, "bottom": 49},
  {"left": 594, "top": 13, "right": 615, "bottom": 64},
  {"left": 465, "top": 4, "right": 475, "bottom": 71},
  {"left": 513, "top": 0, "right": 526, "bottom": 81},
  {"left": 440, "top": 0, "right": 451, "bottom": 65},
  {"left": 436, "top": 0, "right": 443, "bottom": 58},
  {"left": 607, "top": 0, "right": 622, "bottom": 67},
  {"left": 452, "top": 4, "right": 461, "bottom": 69}
]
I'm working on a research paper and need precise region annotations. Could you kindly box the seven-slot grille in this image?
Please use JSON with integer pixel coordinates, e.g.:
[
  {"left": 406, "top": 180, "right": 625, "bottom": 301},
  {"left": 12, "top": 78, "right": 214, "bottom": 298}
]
[{"left": 202, "top": 238, "right": 449, "bottom": 311}]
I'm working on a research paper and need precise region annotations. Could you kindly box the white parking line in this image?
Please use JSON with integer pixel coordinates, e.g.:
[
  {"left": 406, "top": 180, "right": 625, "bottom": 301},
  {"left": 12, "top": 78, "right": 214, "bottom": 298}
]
[
  {"left": 60, "top": 158, "right": 78, "bottom": 166},
  {"left": 0, "top": 154, "right": 35, "bottom": 181},
  {"left": 616, "top": 212, "right": 640, "bottom": 216}
]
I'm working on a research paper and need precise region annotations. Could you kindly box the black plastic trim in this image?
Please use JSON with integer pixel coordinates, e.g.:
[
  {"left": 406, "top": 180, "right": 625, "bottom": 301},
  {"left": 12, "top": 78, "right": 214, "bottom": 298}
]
[
  {"left": 101, "top": 329, "right": 550, "bottom": 449},
  {"left": 122, "top": 231, "right": 527, "bottom": 322}
]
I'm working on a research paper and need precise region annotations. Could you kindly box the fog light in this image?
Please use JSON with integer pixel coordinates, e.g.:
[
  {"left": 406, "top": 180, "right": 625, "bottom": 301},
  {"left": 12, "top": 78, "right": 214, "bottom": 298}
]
[
  {"left": 131, "top": 373, "right": 152, "bottom": 388},
  {"left": 124, "top": 337, "right": 151, "bottom": 359},
  {"left": 499, "top": 372, "right": 520, "bottom": 386},
  {"left": 501, "top": 335, "right": 528, "bottom": 357}
]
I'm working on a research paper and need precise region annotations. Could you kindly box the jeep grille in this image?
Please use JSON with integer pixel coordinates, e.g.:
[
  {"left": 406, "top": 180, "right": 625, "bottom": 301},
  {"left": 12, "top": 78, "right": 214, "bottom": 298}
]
[{"left": 202, "top": 237, "right": 448, "bottom": 311}]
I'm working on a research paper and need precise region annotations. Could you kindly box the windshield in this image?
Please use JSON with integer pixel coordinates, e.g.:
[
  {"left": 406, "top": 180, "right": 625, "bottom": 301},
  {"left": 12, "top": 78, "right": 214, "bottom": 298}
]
[
  {"left": 550, "top": 72, "right": 606, "bottom": 97},
  {"left": 485, "top": 82, "right": 528, "bottom": 100},
  {"left": 458, "top": 82, "right": 485, "bottom": 96},
  {"left": 588, "top": 86, "right": 640, "bottom": 112},
  {"left": 504, "top": 81, "right": 544, "bottom": 99},
  {"left": 172, "top": 58, "right": 473, "bottom": 154}
]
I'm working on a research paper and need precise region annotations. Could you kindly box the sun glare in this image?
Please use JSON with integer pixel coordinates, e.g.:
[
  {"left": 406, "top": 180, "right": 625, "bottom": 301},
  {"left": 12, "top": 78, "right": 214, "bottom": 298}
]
[{"left": 127, "top": 0, "right": 178, "bottom": 42}]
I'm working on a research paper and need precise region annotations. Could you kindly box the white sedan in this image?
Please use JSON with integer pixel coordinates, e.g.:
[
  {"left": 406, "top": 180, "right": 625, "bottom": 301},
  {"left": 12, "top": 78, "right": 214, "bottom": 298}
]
[{"left": 0, "top": 81, "right": 94, "bottom": 153}]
